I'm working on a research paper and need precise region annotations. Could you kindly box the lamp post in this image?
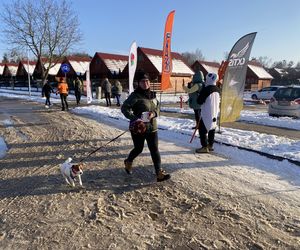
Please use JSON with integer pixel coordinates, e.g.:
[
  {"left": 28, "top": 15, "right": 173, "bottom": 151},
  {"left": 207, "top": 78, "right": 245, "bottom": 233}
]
[{"left": 27, "top": 49, "right": 31, "bottom": 96}]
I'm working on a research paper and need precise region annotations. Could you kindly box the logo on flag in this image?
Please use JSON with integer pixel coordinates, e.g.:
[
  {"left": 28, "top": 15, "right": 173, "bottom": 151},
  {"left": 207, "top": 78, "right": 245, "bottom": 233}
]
[
  {"left": 228, "top": 42, "right": 249, "bottom": 67},
  {"left": 163, "top": 32, "right": 171, "bottom": 73},
  {"left": 130, "top": 53, "right": 135, "bottom": 66}
]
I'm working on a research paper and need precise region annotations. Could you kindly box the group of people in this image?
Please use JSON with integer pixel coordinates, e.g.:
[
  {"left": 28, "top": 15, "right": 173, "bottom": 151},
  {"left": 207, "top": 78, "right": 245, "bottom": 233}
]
[
  {"left": 102, "top": 78, "right": 123, "bottom": 107},
  {"left": 41, "top": 70, "right": 220, "bottom": 183},
  {"left": 42, "top": 76, "right": 123, "bottom": 110},
  {"left": 121, "top": 69, "right": 220, "bottom": 182},
  {"left": 183, "top": 69, "right": 221, "bottom": 153}
]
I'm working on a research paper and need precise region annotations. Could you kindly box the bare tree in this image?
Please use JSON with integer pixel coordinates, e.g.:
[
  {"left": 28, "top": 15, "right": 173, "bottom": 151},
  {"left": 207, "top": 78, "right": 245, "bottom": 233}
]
[
  {"left": 1, "top": 0, "right": 81, "bottom": 84},
  {"left": 256, "top": 56, "right": 272, "bottom": 68},
  {"left": 181, "top": 49, "right": 205, "bottom": 66}
]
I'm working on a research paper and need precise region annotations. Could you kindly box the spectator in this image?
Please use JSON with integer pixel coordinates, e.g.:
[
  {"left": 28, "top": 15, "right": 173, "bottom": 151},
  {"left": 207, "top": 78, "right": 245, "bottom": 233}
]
[
  {"left": 182, "top": 70, "right": 205, "bottom": 129},
  {"left": 102, "top": 78, "right": 112, "bottom": 106},
  {"left": 42, "top": 81, "right": 54, "bottom": 108},
  {"left": 57, "top": 77, "right": 69, "bottom": 111},
  {"left": 112, "top": 80, "right": 123, "bottom": 106},
  {"left": 196, "top": 72, "right": 220, "bottom": 153},
  {"left": 73, "top": 76, "right": 83, "bottom": 105}
]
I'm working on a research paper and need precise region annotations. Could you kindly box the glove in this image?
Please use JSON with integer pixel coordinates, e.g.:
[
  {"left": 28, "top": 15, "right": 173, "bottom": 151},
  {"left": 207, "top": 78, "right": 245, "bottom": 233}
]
[{"left": 129, "top": 119, "right": 146, "bottom": 135}]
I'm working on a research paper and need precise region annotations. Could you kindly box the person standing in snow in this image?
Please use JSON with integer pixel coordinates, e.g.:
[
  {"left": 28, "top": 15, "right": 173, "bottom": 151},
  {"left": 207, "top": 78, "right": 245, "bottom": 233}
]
[
  {"left": 121, "top": 71, "right": 170, "bottom": 182},
  {"left": 102, "top": 77, "right": 112, "bottom": 106},
  {"left": 182, "top": 70, "right": 205, "bottom": 129},
  {"left": 196, "top": 72, "right": 220, "bottom": 153},
  {"left": 111, "top": 80, "right": 123, "bottom": 106},
  {"left": 42, "top": 81, "right": 54, "bottom": 108},
  {"left": 73, "top": 76, "right": 83, "bottom": 105},
  {"left": 57, "top": 77, "right": 69, "bottom": 111}
]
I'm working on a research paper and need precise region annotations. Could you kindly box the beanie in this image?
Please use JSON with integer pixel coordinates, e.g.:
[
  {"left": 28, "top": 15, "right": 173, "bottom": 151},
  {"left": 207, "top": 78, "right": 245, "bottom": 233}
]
[
  {"left": 135, "top": 70, "right": 150, "bottom": 82},
  {"left": 192, "top": 70, "right": 204, "bottom": 83}
]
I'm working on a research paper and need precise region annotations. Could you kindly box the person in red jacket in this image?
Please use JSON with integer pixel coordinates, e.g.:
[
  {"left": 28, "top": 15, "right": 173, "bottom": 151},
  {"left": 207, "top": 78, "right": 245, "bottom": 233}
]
[{"left": 57, "top": 77, "right": 69, "bottom": 111}]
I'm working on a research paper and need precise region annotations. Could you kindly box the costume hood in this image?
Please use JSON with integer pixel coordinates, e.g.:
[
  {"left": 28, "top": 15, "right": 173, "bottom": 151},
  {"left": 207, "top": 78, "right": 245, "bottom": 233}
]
[{"left": 205, "top": 73, "right": 218, "bottom": 86}]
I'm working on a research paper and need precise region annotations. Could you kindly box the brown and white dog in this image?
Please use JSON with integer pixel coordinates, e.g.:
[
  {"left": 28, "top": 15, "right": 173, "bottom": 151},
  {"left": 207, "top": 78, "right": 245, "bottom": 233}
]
[{"left": 60, "top": 157, "right": 83, "bottom": 187}]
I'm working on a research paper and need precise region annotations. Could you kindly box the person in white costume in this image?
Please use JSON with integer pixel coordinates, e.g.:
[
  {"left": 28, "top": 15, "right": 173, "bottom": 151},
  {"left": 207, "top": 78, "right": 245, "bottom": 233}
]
[{"left": 196, "top": 72, "right": 220, "bottom": 153}]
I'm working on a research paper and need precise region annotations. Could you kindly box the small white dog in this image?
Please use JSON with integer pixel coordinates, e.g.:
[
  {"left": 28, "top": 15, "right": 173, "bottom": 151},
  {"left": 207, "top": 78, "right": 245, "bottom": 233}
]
[{"left": 60, "top": 157, "right": 83, "bottom": 187}]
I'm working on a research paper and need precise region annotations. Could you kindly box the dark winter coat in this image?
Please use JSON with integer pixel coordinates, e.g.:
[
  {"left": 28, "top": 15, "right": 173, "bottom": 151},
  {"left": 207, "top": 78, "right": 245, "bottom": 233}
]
[
  {"left": 42, "top": 83, "right": 53, "bottom": 97},
  {"left": 121, "top": 87, "right": 160, "bottom": 132}
]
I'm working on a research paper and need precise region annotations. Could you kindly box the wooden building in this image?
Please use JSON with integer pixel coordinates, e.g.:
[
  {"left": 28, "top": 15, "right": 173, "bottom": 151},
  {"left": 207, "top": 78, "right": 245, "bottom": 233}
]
[
  {"left": 90, "top": 52, "right": 128, "bottom": 80},
  {"left": 16, "top": 61, "right": 36, "bottom": 80},
  {"left": 122, "top": 47, "right": 194, "bottom": 92},
  {"left": 33, "top": 57, "right": 63, "bottom": 82},
  {"left": 56, "top": 56, "right": 92, "bottom": 79},
  {"left": 2, "top": 63, "right": 19, "bottom": 79},
  {"left": 191, "top": 60, "right": 220, "bottom": 77},
  {"left": 245, "top": 60, "right": 273, "bottom": 90},
  {"left": 0, "top": 63, "right": 5, "bottom": 78}
]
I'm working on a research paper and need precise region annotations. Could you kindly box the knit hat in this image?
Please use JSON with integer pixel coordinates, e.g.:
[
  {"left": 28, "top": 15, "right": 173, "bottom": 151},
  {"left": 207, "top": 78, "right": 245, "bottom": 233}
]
[
  {"left": 135, "top": 70, "right": 150, "bottom": 82},
  {"left": 192, "top": 70, "right": 204, "bottom": 83}
]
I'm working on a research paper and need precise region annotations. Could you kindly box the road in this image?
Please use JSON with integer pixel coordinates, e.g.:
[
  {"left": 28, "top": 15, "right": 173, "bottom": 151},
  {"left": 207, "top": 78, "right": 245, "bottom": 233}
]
[
  {"left": 0, "top": 96, "right": 299, "bottom": 249},
  {"left": 160, "top": 102, "right": 300, "bottom": 140}
]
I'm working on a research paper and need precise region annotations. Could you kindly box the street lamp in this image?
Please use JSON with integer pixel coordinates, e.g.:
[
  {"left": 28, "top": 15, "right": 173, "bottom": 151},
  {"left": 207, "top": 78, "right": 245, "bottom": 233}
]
[{"left": 27, "top": 49, "right": 31, "bottom": 96}]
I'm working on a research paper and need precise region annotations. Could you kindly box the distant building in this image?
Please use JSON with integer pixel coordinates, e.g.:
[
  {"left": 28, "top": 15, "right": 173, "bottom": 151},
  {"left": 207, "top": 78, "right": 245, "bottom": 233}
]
[
  {"left": 56, "top": 56, "right": 92, "bottom": 79},
  {"left": 267, "top": 67, "right": 300, "bottom": 86},
  {"left": 245, "top": 60, "right": 273, "bottom": 90},
  {"left": 90, "top": 52, "right": 128, "bottom": 81},
  {"left": 2, "top": 63, "right": 18, "bottom": 79},
  {"left": 0, "top": 63, "right": 6, "bottom": 78},
  {"left": 191, "top": 60, "right": 220, "bottom": 76},
  {"left": 122, "top": 47, "right": 194, "bottom": 92},
  {"left": 16, "top": 61, "right": 36, "bottom": 80},
  {"left": 33, "top": 58, "right": 63, "bottom": 82}
]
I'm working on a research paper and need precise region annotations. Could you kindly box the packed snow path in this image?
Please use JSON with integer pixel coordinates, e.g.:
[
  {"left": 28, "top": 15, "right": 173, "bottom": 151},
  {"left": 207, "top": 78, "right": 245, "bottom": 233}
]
[{"left": 0, "top": 97, "right": 299, "bottom": 249}]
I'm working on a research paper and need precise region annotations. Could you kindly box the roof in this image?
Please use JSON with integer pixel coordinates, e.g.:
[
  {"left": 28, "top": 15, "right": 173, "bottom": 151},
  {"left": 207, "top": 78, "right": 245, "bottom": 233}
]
[
  {"left": 248, "top": 64, "right": 273, "bottom": 79},
  {"left": 20, "top": 61, "right": 36, "bottom": 75},
  {"left": 195, "top": 61, "right": 220, "bottom": 75},
  {"left": 0, "top": 64, "right": 5, "bottom": 75},
  {"left": 44, "top": 62, "right": 62, "bottom": 76},
  {"left": 139, "top": 47, "right": 194, "bottom": 75},
  {"left": 65, "top": 56, "right": 92, "bottom": 74},
  {"left": 95, "top": 52, "right": 128, "bottom": 74},
  {"left": 273, "top": 67, "right": 288, "bottom": 76},
  {"left": 6, "top": 63, "right": 18, "bottom": 76}
]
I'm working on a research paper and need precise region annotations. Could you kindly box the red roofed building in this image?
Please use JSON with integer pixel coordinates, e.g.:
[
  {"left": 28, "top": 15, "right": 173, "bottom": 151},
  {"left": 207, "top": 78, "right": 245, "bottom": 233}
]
[
  {"left": 122, "top": 47, "right": 194, "bottom": 92},
  {"left": 90, "top": 52, "right": 128, "bottom": 80},
  {"left": 2, "top": 63, "right": 19, "bottom": 78},
  {"left": 57, "top": 56, "right": 92, "bottom": 78},
  {"left": 191, "top": 60, "right": 220, "bottom": 77},
  {"left": 16, "top": 61, "right": 36, "bottom": 80}
]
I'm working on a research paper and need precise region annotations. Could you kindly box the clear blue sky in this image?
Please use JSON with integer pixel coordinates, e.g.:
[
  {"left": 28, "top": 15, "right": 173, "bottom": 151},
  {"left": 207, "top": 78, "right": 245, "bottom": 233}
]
[{"left": 0, "top": 0, "right": 300, "bottom": 64}]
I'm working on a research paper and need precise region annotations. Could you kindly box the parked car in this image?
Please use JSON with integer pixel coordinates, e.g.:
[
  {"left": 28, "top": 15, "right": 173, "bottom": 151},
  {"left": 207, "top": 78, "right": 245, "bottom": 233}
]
[
  {"left": 268, "top": 85, "right": 300, "bottom": 118},
  {"left": 251, "top": 86, "right": 283, "bottom": 100}
]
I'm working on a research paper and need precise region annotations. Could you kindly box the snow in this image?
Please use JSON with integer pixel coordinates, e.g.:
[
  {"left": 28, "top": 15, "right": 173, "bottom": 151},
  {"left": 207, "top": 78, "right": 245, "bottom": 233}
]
[
  {"left": 248, "top": 64, "right": 273, "bottom": 79},
  {"left": 0, "top": 87, "right": 299, "bottom": 169}
]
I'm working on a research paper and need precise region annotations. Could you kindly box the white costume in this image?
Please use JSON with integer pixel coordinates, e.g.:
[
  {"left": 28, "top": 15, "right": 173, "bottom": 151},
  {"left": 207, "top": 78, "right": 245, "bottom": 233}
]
[{"left": 200, "top": 73, "right": 220, "bottom": 131}]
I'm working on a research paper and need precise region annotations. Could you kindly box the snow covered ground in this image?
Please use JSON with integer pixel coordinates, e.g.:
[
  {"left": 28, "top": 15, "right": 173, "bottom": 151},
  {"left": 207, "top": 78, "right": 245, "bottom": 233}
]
[{"left": 0, "top": 87, "right": 299, "bottom": 166}]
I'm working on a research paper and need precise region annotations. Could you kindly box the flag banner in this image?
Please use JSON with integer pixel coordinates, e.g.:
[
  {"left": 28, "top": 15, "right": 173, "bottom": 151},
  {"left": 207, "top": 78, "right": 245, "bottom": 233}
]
[
  {"left": 161, "top": 10, "right": 175, "bottom": 91},
  {"left": 86, "top": 65, "right": 92, "bottom": 104},
  {"left": 220, "top": 32, "right": 257, "bottom": 123},
  {"left": 128, "top": 41, "right": 137, "bottom": 94}
]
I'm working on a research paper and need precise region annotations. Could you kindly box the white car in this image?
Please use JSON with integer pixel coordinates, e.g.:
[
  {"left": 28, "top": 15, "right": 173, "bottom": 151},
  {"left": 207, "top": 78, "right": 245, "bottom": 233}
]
[{"left": 251, "top": 86, "right": 283, "bottom": 100}]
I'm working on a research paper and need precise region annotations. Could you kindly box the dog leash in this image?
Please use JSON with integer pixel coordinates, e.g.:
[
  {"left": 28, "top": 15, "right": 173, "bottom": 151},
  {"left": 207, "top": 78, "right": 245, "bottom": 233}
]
[{"left": 79, "top": 130, "right": 128, "bottom": 163}]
